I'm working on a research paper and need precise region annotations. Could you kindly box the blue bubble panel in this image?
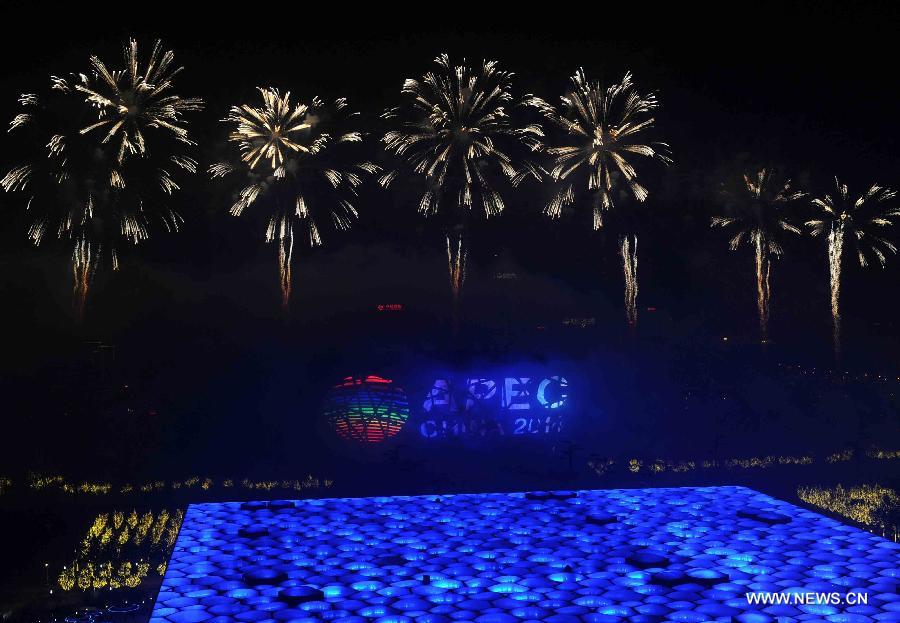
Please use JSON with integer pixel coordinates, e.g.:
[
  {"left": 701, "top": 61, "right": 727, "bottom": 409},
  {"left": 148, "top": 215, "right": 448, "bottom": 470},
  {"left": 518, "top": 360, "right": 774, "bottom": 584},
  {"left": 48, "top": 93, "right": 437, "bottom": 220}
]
[{"left": 149, "top": 486, "right": 899, "bottom": 623}]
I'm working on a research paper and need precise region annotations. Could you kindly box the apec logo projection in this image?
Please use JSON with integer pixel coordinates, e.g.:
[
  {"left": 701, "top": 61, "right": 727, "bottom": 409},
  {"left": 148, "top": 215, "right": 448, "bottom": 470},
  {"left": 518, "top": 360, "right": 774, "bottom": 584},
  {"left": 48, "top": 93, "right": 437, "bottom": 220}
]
[{"left": 418, "top": 375, "right": 569, "bottom": 439}]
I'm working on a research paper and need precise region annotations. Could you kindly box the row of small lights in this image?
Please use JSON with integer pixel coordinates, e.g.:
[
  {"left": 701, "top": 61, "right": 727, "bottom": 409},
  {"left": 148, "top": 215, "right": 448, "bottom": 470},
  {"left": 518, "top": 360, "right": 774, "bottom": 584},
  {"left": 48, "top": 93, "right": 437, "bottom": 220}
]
[
  {"left": 588, "top": 447, "right": 899, "bottom": 476},
  {"left": 7, "top": 474, "right": 334, "bottom": 497}
]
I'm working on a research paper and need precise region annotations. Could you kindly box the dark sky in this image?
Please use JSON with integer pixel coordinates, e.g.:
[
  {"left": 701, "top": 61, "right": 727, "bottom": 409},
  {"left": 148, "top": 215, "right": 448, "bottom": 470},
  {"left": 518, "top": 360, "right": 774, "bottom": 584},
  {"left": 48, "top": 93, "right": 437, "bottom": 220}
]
[{"left": 1, "top": 0, "right": 899, "bottom": 370}]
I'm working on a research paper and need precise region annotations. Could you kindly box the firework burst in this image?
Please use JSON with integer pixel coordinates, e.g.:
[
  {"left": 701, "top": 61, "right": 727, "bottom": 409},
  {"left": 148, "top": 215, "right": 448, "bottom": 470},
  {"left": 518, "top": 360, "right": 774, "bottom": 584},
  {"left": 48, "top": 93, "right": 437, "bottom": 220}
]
[
  {"left": 75, "top": 39, "right": 204, "bottom": 165},
  {"left": 380, "top": 54, "right": 543, "bottom": 323},
  {"left": 807, "top": 179, "right": 899, "bottom": 355},
  {"left": 712, "top": 168, "right": 804, "bottom": 342},
  {"left": 526, "top": 70, "right": 670, "bottom": 327},
  {"left": 1, "top": 39, "right": 203, "bottom": 320},
  {"left": 210, "top": 87, "right": 375, "bottom": 311}
]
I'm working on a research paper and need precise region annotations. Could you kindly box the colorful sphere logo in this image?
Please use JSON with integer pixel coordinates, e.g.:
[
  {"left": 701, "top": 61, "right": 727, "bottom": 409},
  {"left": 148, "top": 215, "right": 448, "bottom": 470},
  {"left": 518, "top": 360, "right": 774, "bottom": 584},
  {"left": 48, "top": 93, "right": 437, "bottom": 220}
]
[{"left": 323, "top": 375, "right": 409, "bottom": 442}]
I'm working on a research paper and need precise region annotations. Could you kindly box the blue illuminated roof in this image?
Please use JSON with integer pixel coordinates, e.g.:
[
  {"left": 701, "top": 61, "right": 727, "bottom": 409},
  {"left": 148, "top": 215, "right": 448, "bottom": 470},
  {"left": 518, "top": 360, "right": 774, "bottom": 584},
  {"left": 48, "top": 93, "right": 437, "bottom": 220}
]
[{"left": 150, "top": 487, "right": 899, "bottom": 622}]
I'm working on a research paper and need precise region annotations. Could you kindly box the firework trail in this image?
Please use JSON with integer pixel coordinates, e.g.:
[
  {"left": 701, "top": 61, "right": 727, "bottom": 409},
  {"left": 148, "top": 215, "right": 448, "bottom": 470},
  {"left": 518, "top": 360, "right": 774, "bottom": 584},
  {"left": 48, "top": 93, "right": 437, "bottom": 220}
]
[
  {"left": 278, "top": 226, "right": 295, "bottom": 311},
  {"left": 712, "top": 168, "right": 804, "bottom": 342},
  {"left": 807, "top": 179, "right": 900, "bottom": 355},
  {"left": 73, "top": 239, "right": 99, "bottom": 321},
  {"left": 1, "top": 39, "right": 202, "bottom": 320},
  {"left": 621, "top": 235, "right": 639, "bottom": 327},
  {"left": 446, "top": 229, "right": 467, "bottom": 323},
  {"left": 380, "top": 54, "right": 542, "bottom": 327},
  {"left": 827, "top": 225, "right": 843, "bottom": 352},
  {"left": 210, "top": 87, "right": 375, "bottom": 311},
  {"left": 526, "top": 70, "right": 669, "bottom": 327},
  {"left": 754, "top": 233, "right": 772, "bottom": 339}
]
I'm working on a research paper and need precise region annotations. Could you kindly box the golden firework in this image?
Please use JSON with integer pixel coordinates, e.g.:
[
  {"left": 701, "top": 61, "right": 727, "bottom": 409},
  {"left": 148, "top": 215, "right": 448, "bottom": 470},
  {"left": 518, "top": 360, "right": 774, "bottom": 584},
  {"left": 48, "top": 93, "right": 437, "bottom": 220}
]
[
  {"left": 75, "top": 39, "right": 203, "bottom": 165},
  {"left": 712, "top": 168, "right": 804, "bottom": 341},
  {"left": 526, "top": 70, "right": 670, "bottom": 327},
  {"left": 210, "top": 87, "right": 375, "bottom": 311},
  {"left": 526, "top": 70, "right": 670, "bottom": 228},
  {"left": 807, "top": 179, "right": 899, "bottom": 354},
  {"left": 1, "top": 39, "right": 202, "bottom": 320},
  {"left": 381, "top": 54, "right": 542, "bottom": 323}
]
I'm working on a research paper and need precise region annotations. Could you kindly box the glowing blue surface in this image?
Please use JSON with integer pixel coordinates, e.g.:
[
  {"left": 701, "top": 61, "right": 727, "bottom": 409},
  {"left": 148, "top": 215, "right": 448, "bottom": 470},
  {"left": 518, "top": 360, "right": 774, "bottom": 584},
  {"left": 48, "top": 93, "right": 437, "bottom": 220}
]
[{"left": 150, "top": 487, "right": 899, "bottom": 623}]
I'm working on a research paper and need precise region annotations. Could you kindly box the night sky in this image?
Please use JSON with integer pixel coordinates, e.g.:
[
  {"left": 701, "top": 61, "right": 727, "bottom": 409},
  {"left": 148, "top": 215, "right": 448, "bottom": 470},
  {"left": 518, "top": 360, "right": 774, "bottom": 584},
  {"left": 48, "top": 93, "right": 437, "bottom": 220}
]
[
  {"left": 2, "top": 1, "right": 900, "bottom": 371},
  {"left": 1, "top": 8, "right": 899, "bottom": 615}
]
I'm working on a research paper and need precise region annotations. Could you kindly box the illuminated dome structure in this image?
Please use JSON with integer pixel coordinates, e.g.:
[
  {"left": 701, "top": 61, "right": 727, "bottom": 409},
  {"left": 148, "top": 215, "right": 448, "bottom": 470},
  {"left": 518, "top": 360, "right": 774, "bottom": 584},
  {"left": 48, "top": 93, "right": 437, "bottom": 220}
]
[
  {"left": 152, "top": 487, "right": 900, "bottom": 623},
  {"left": 322, "top": 375, "right": 409, "bottom": 442}
]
